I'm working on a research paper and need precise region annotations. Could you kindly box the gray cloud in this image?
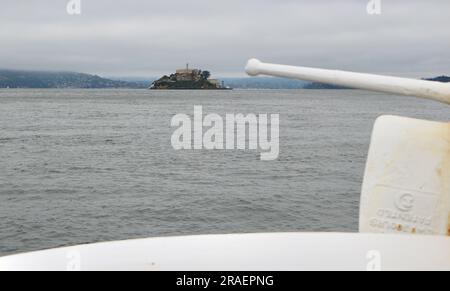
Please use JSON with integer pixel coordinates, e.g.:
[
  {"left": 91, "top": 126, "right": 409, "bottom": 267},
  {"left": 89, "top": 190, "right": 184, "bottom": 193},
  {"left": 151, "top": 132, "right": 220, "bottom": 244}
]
[{"left": 0, "top": 0, "right": 449, "bottom": 77}]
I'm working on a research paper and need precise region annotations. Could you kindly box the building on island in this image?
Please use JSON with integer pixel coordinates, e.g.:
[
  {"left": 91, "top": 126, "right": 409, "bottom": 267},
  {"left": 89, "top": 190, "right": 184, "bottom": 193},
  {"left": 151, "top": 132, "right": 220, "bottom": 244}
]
[{"left": 174, "top": 64, "right": 201, "bottom": 82}]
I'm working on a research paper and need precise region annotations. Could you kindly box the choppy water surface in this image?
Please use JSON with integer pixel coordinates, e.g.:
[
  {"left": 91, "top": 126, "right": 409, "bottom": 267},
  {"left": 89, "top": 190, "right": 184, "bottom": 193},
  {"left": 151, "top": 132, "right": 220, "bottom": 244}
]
[{"left": 0, "top": 89, "right": 448, "bottom": 256}]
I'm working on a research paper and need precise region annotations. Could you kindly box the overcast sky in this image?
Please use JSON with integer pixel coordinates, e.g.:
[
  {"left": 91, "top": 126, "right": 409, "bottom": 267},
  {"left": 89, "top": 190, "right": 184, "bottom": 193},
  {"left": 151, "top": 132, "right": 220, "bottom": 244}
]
[{"left": 1, "top": 0, "right": 449, "bottom": 78}]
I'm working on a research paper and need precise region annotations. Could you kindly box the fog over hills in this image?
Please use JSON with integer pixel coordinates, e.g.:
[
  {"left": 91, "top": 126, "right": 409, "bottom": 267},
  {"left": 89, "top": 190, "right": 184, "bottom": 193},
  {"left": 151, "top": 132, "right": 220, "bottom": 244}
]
[{"left": 0, "top": 69, "right": 146, "bottom": 89}]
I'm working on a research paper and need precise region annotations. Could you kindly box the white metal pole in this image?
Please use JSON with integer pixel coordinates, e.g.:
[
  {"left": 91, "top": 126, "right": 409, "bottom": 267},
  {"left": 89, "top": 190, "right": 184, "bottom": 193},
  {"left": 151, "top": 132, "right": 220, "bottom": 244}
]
[{"left": 246, "top": 59, "right": 450, "bottom": 105}]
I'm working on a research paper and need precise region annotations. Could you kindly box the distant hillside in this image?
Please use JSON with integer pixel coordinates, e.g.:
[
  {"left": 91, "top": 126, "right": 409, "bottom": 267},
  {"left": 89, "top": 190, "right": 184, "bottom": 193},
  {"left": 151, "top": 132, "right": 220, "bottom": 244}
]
[
  {"left": 0, "top": 69, "right": 147, "bottom": 89},
  {"left": 424, "top": 76, "right": 450, "bottom": 83},
  {"left": 1, "top": 70, "right": 448, "bottom": 89},
  {"left": 222, "top": 77, "right": 307, "bottom": 89},
  {"left": 303, "top": 82, "right": 351, "bottom": 89}
]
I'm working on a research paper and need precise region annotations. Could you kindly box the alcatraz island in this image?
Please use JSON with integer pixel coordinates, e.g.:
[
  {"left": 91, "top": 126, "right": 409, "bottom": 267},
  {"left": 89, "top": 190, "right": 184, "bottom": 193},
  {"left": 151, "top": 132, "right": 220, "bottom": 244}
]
[{"left": 150, "top": 64, "right": 231, "bottom": 90}]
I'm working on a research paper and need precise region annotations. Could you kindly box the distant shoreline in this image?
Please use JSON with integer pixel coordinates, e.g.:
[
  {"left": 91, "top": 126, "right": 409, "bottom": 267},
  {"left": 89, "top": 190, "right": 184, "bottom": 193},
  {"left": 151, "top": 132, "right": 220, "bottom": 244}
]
[{"left": 1, "top": 69, "right": 448, "bottom": 90}]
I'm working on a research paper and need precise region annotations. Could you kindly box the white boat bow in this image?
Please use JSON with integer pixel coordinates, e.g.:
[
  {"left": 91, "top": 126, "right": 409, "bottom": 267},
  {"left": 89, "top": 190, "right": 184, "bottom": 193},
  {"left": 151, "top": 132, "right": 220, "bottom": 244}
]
[{"left": 1, "top": 233, "right": 449, "bottom": 271}]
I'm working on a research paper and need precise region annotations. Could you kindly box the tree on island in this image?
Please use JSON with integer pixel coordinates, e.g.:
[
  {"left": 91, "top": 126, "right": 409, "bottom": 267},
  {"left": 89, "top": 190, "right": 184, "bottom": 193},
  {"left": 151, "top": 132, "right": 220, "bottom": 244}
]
[{"left": 201, "top": 71, "right": 211, "bottom": 80}]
